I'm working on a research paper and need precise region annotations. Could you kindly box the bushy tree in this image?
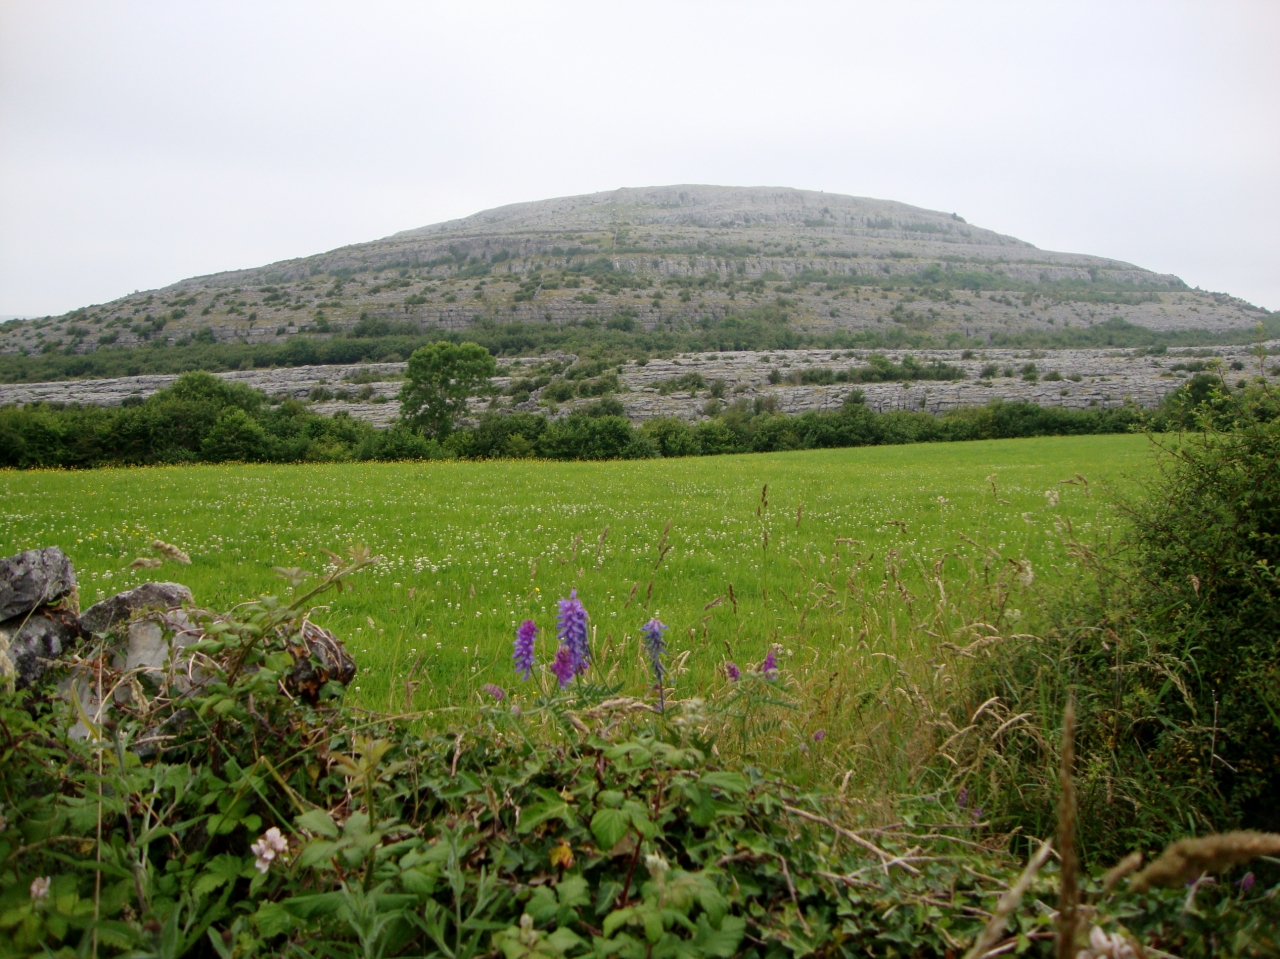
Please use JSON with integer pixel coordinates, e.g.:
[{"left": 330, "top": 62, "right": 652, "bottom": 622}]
[{"left": 398, "top": 341, "right": 495, "bottom": 437}]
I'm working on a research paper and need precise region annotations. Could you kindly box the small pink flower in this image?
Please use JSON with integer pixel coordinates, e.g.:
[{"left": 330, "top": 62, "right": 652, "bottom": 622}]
[
  {"left": 812, "top": 729, "right": 826, "bottom": 742},
  {"left": 482, "top": 683, "right": 505, "bottom": 700},
  {"left": 29, "top": 876, "right": 51, "bottom": 901},
  {"left": 251, "top": 826, "right": 289, "bottom": 873}
]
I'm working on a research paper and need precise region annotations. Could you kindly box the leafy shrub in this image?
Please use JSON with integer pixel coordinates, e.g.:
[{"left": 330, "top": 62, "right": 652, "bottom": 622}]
[
  {"left": 541, "top": 379, "right": 576, "bottom": 403},
  {"left": 641, "top": 418, "right": 700, "bottom": 457},
  {"left": 967, "top": 377, "right": 1280, "bottom": 855},
  {"left": 656, "top": 373, "right": 706, "bottom": 395}
]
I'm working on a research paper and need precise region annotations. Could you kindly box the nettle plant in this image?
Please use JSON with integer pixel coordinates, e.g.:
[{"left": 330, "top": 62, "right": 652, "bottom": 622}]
[{"left": 2, "top": 553, "right": 1278, "bottom": 958}]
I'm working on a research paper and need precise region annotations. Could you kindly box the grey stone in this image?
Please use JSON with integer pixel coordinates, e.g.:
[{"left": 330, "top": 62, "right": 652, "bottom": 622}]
[
  {"left": 0, "top": 547, "right": 77, "bottom": 622},
  {"left": 79, "top": 582, "right": 194, "bottom": 635},
  {"left": 0, "top": 607, "right": 83, "bottom": 688}
]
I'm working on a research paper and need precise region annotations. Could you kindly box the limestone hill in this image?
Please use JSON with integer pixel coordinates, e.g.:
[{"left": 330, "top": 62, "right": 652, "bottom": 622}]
[{"left": 0, "top": 186, "right": 1270, "bottom": 370}]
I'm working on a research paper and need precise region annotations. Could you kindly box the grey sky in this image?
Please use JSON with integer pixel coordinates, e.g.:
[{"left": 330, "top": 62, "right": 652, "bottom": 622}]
[{"left": 2, "top": 1, "right": 1277, "bottom": 317}]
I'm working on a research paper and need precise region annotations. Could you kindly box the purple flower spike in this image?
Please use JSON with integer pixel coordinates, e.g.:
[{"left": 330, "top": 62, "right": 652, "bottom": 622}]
[
  {"left": 956, "top": 787, "right": 968, "bottom": 808},
  {"left": 641, "top": 618, "right": 668, "bottom": 711},
  {"left": 1238, "top": 871, "right": 1255, "bottom": 893},
  {"left": 482, "top": 683, "right": 505, "bottom": 701},
  {"left": 513, "top": 620, "right": 537, "bottom": 680},
  {"left": 557, "top": 590, "right": 590, "bottom": 676},
  {"left": 725, "top": 661, "right": 741, "bottom": 682},
  {"left": 640, "top": 618, "right": 668, "bottom": 683},
  {"left": 550, "top": 645, "right": 576, "bottom": 688},
  {"left": 812, "top": 729, "right": 826, "bottom": 742},
  {"left": 761, "top": 647, "right": 778, "bottom": 678}
]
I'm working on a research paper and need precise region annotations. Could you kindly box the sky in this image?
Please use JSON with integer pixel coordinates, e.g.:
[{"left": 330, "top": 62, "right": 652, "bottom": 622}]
[{"left": 1, "top": 1, "right": 1278, "bottom": 318}]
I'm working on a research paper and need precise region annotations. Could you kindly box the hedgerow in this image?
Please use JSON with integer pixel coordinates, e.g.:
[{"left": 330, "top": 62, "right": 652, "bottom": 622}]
[{"left": 3, "top": 548, "right": 1278, "bottom": 957}]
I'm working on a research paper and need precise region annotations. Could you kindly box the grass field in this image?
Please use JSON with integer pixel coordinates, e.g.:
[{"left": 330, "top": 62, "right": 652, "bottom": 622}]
[{"left": 2, "top": 435, "right": 1152, "bottom": 736}]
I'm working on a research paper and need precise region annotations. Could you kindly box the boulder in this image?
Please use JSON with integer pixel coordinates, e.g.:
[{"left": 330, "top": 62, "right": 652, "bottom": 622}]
[
  {"left": 80, "top": 582, "right": 193, "bottom": 635},
  {"left": 0, "top": 547, "right": 77, "bottom": 621},
  {"left": 0, "top": 607, "right": 84, "bottom": 688}
]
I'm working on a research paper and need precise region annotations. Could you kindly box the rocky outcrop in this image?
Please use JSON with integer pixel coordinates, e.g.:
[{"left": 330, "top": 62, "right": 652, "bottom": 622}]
[
  {"left": 0, "top": 547, "right": 77, "bottom": 621},
  {"left": 3, "top": 345, "right": 1273, "bottom": 427},
  {"left": 80, "top": 582, "right": 195, "bottom": 635},
  {"left": 0, "top": 607, "right": 83, "bottom": 690},
  {"left": 0, "top": 548, "right": 360, "bottom": 734}
]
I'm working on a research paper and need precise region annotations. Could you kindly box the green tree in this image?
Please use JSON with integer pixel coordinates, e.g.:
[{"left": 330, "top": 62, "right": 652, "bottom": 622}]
[{"left": 399, "top": 341, "right": 496, "bottom": 437}]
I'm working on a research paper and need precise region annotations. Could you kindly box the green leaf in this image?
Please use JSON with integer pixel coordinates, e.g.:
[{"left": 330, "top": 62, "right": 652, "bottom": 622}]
[
  {"left": 699, "top": 772, "right": 748, "bottom": 797},
  {"left": 295, "top": 809, "right": 340, "bottom": 838},
  {"left": 526, "top": 886, "right": 559, "bottom": 924},
  {"left": 281, "top": 892, "right": 344, "bottom": 920},
  {"left": 192, "top": 854, "right": 248, "bottom": 897},
  {"left": 400, "top": 867, "right": 437, "bottom": 897},
  {"left": 545, "top": 926, "right": 586, "bottom": 954},
  {"left": 518, "top": 798, "right": 576, "bottom": 834},
  {"left": 557, "top": 875, "right": 591, "bottom": 910},
  {"left": 624, "top": 801, "right": 658, "bottom": 839},
  {"left": 692, "top": 915, "right": 745, "bottom": 957},
  {"left": 297, "top": 839, "right": 342, "bottom": 868},
  {"left": 591, "top": 808, "right": 631, "bottom": 851},
  {"left": 252, "top": 901, "right": 295, "bottom": 938},
  {"left": 603, "top": 906, "right": 638, "bottom": 938}
]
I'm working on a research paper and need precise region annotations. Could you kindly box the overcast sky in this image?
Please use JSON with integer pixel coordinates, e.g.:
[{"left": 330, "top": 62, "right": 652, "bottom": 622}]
[{"left": 2, "top": 1, "right": 1277, "bottom": 318}]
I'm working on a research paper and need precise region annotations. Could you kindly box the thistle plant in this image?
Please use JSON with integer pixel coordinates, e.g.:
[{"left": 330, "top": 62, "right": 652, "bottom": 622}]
[
  {"left": 513, "top": 619, "right": 537, "bottom": 680},
  {"left": 557, "top": 589, "right": 589, "bottom": 676}
]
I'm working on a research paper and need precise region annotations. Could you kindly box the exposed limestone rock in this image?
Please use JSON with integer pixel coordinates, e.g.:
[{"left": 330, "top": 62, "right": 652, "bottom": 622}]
[
  {"left": 0, "top": 546, "right": 77, "bottom": 621},
  {"left": 3, "top": 345, "right": 1272, "bottom": 428},
  {"left": 79, "top": 582, "right": 195, "bottom": 635},
  {"left": 0, "top": 606, "right": 83, "bottom": 689}
]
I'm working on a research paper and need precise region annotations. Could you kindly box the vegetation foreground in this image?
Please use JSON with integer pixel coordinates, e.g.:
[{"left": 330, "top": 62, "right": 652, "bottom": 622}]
[{"left": 3, "top": 381, "right": 1280, "bottom": 956}]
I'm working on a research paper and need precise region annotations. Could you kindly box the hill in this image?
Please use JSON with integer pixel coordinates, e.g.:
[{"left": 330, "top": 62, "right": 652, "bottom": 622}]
[{"left": 0, "top": 185, "right": 1272, "bottom": 382}]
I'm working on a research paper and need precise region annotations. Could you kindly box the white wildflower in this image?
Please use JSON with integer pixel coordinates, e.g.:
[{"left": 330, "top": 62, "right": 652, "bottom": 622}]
[
  {"left": 250, "top": 826, "right": 289, "bottom": 873},
  {"left": 644, "top": 851, "right": 670, "bottom": 880},
  {"left": 1045, "top": 489, "right": 1060, "bottom": 507},
  {"left": 518, "top": 913, "right": 540, "bottom": 946},
  {"left": 1015, "top": 559, "right": 1034, "bottom": 588},
  {"left": 1077, "top": 925, "right": 1136, "bottom": 959},
  {"left": 29, "top": 876, "right": 51, "bottom": 901}
]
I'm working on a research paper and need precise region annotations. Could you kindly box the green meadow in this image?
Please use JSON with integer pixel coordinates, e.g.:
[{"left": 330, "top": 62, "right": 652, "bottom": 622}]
[{"left": 1, "top": 434, "right": 1150, "bottom": 732}]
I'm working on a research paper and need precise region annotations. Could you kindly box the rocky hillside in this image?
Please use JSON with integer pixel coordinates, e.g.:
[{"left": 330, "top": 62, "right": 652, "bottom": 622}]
[{"left": 0, "top": 186, "right": 1270, "bottom": 361}]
